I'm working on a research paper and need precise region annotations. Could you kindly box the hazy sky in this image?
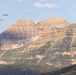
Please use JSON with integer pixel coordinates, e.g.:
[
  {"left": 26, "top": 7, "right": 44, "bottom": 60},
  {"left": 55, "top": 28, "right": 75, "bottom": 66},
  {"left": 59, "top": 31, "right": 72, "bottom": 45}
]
[{"left": 0, "top": 0, "right": 76, "bottom": 33}]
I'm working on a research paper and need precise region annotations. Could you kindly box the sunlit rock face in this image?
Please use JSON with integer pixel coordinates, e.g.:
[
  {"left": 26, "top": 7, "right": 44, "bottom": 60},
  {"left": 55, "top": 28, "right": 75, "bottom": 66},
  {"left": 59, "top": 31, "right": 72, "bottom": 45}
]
[
  {"left": 1, "top": 18, "right": 76, "bottom": 69},
  {"left": 0, "top": 18, "right": 69, "bottom": 50}
]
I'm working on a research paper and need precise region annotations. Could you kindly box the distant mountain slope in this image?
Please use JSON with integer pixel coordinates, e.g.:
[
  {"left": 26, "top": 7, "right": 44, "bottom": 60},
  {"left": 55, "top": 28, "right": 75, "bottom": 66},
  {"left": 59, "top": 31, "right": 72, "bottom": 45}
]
[
  {"left": 0, "top": 64, "right": 58, "bottom": 75},
  {"left": 0, "top": 64, "right": 41, "bottom": 75},
  {"left": 0, "top": 18, "right": 76, "bottom": 69},
  {"left": 42, "top": 64, "right": 76, "bottom": 75}
]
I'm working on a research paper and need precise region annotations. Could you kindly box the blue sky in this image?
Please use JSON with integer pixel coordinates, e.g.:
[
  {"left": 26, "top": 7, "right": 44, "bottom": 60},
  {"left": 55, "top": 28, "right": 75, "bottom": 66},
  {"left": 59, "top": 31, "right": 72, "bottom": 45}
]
[{"left": 0, "top": 0, "right": 76, "bottom": 33}]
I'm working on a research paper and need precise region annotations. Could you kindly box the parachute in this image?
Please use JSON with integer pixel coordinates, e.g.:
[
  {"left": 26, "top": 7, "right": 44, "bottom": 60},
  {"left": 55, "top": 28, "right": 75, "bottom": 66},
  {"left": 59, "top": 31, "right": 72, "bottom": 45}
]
[
  {"left": 3, "top": 14, "right": 8, "bottom": 20},
  {"left": 0, "top": 14, "right": 8, "bottom": 25},
  {"left": 3, "top": 14, "right": 8, "bottom": 16},
  {"left": 0, "top": 13, "right": 8, "bottom": 25}
]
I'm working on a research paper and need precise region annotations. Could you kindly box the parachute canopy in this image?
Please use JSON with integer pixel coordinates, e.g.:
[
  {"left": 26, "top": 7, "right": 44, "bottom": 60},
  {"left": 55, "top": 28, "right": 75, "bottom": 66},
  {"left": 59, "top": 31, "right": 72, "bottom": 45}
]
[
  {"left": 3, "top": 14, "right": 8, "bottom": 16},
  {"left": 3, "top": 14, "right": 8, "bottom": 20}
]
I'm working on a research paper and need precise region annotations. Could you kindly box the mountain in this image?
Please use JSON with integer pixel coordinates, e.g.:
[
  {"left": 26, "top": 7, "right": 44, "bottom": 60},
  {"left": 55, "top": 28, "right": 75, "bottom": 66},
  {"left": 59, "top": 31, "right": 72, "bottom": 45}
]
[
  {"left": 0, "top": 64, "right": 76, "bottom": 75},
  {"left": 0, "top": 64, "right": 41, "bottom": 75},
  {"left": 42, "top": 64, "right": 76, "bottom": 75},
  {"left": 0, "top": 18, "right": 76, "bottom": 69},
  {"left": 0, "top": 18, "right": 69, "bottom": 50}
]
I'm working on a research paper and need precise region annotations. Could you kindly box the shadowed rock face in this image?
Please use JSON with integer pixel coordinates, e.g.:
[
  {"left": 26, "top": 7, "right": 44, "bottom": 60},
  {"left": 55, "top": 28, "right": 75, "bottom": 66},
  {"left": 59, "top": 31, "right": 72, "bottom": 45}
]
[
  {"left": 0, "top": 65, "right": 41, "bottom": 75},
  {"left": 42, "top": 64, "right": 76, "bottom": 75}
]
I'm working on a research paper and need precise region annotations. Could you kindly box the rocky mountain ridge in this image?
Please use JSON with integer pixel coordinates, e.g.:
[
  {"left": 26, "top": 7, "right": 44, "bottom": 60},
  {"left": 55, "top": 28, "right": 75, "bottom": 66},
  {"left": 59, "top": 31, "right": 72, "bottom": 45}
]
[
  {"left": 0, "top": 18, "right": 69, "bottom": 50},
  {"left": 0, "top": 18, "right": 76, "bottom": 69}
]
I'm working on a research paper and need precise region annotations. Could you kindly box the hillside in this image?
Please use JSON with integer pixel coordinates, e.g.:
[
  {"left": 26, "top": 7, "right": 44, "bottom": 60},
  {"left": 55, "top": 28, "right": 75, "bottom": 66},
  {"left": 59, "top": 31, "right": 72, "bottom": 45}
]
[
  {"left": 0, "top": 64, "right": 76, "bottom": 75},
  {"left": 0, "top": 64, "right": 41, "bottom": 75},
  {"left": 42, "top": 64, "right": 76, "bottom": 75}
]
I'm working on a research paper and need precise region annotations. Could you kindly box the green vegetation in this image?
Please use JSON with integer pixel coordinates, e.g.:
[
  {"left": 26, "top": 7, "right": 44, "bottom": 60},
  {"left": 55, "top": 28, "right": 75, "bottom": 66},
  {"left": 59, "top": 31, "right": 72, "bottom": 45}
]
[
  {"left": 0, "top": 64, "right": 41, "bottom": 75},
  {"left": 42, "top": 64, "right": 76, "bottom": 75},
  {"left": 0, "top": 64, "right": 56, "bottom": 75}
]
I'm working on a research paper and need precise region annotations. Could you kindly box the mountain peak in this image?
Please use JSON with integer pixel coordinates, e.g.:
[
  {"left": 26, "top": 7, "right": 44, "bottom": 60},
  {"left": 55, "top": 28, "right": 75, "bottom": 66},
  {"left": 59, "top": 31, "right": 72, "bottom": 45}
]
[
  {"left": 41, "top": 18, "right": 68, "bottom": 23},
  {"left": 12, "top": 20, "right": 34, "bottom": 26},
  {"left": 0, "top": 18, "right": 70, "bottom": 50}
]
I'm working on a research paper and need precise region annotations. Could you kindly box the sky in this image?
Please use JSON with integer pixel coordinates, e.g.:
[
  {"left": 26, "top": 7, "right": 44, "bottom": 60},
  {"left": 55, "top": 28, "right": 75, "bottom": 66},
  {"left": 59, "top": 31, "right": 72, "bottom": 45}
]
[{"left": 0, "top": 0, "right": 76, "bottom": 33}]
